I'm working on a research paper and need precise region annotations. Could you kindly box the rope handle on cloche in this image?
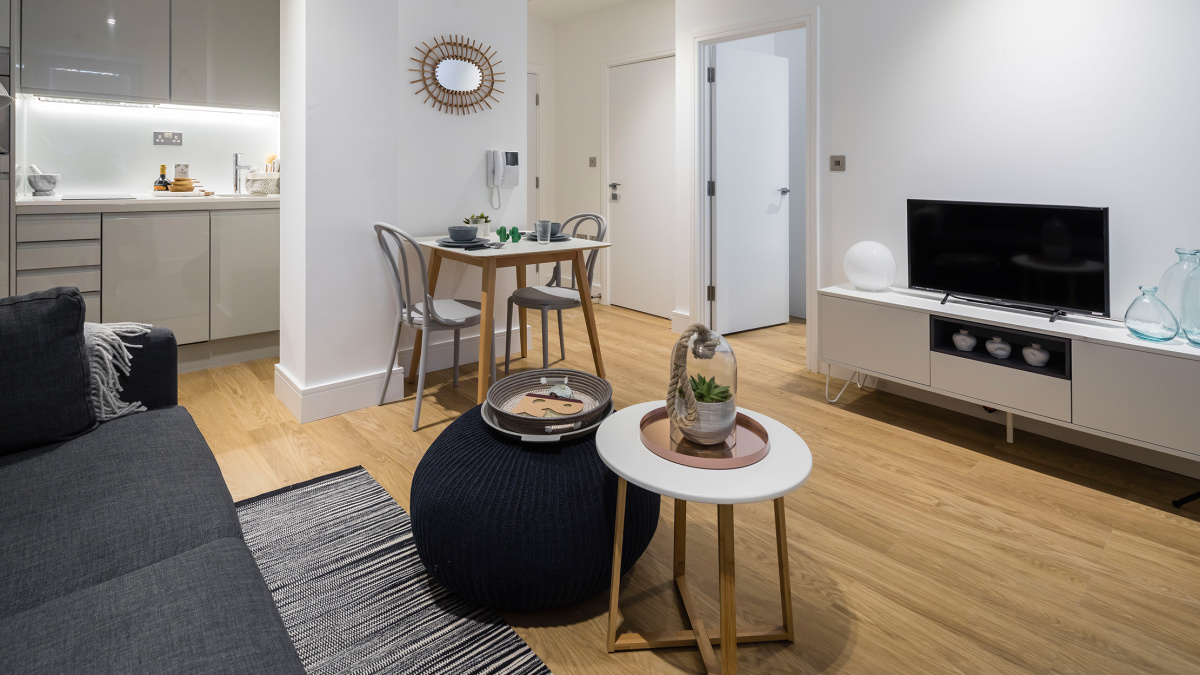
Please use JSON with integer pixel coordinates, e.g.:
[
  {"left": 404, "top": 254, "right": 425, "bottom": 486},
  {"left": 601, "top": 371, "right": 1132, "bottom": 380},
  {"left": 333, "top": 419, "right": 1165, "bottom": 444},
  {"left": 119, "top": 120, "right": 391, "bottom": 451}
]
[{"left": 665, "top": 324, "right": 720, "bottom": 429}]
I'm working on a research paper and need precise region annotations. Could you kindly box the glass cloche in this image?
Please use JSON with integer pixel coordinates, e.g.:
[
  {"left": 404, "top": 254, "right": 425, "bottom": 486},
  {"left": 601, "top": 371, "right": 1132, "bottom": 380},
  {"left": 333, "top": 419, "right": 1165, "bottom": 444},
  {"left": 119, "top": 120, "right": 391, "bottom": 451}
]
[{"left": 667, "top": 325, "right": 738, "bottom": 445}]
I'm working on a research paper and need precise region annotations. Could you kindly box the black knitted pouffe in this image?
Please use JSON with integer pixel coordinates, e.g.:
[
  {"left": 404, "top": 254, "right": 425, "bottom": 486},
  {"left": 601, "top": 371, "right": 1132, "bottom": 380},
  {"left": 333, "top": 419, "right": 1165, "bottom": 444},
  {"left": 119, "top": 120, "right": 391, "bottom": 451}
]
[{"left": 410, "top": 405, "right": 660, "bottom": 612}]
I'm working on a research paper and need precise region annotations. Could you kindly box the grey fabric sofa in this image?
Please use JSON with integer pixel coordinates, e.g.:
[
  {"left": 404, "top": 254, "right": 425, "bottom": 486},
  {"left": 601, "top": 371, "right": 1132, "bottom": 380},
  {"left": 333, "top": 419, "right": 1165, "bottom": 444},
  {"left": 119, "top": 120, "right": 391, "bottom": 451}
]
[{"left": 0, "top": 289, "right": 304, "bottom": 674}]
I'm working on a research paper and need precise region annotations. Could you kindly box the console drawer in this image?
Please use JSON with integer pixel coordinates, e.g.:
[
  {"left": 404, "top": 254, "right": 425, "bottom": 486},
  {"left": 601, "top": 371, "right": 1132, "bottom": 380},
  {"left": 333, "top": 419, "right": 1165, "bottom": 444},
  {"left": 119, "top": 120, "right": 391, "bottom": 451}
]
[
  {"left": 16, "top": 214, "right": 102, "bottom": 242},
  {"left": 17, "top": 240, "right": 101, "bottom": 270},
  {"left": 819, "top": 295, "right": 930, "bottom": 385},
  {"left": 930, "top": 352, "right": 1072, "bottom": 422}
]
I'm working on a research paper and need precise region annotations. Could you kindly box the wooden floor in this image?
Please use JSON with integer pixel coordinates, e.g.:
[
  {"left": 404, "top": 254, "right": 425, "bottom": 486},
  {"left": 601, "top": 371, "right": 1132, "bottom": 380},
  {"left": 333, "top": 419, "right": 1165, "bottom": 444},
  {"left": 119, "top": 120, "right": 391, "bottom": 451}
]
[{"left": 181, "top": 305, "right": 1200, "bottom": 675}]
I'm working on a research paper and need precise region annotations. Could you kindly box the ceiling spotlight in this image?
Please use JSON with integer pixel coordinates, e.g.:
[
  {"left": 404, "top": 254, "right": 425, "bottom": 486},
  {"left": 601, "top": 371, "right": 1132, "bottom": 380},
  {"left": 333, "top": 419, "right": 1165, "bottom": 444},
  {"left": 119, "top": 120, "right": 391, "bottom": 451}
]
[{"left": 107, "top": 18, "right": 116, "bottom": 25}]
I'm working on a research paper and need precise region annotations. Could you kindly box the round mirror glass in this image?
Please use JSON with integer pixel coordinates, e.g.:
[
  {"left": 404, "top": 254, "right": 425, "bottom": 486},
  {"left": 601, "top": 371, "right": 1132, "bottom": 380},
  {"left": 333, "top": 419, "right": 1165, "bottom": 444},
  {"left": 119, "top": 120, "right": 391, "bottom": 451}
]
[{"left": 436, "top": 58, "right": 483, "bottom": 93}]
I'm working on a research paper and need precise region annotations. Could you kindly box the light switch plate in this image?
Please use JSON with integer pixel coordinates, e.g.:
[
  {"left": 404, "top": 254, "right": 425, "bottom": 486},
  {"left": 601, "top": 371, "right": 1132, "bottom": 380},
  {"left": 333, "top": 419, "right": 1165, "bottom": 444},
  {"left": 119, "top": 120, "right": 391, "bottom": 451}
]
[
  {"left": 154, "top": 132, "right": 183, "bottom": 146},
  {"left": 830, "top": 155, "right": 846, "bottom": 171},
  {"left": 589, "top": 157, "right": 597, "bottom": 168}
]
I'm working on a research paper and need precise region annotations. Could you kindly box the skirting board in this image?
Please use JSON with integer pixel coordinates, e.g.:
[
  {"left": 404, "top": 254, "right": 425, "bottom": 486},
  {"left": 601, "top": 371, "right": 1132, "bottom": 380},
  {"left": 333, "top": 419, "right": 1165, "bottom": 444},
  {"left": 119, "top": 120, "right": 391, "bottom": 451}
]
[
  {"left": 179, "top": 331, "right": 280, "bottom": 374},
  {"left": 274, "top": 325, "right": 527, "bottom": 424},
  {"left": 853, "top": 372, "right": 1200, "bottom": 481},
  {"left": 671, "top": 310, "right": 692, "bottom": 334}
]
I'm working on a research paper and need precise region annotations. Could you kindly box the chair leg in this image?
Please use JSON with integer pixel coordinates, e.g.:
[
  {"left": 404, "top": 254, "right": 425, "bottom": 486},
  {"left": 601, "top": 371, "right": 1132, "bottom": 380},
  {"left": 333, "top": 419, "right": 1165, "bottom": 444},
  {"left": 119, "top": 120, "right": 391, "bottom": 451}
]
[
  {"left": 557, "top": 310, "right": 566, "bottom": 361},
  {"left": 490, "top": 325, "right": 497, "bottom": 385},
  {"left": 379, "top": 318, "right": 402, "bottom": 406},
  {"left": 505, "top": 298, "right": 515, "bottom": 374},
  {"left": 413, "top": 326, "right": 431, "bottom": 431},
  {"left": 541, "top": 308, "right": 550, "bottom": 369},
  {"left": 452, "top": 329, "right": 461, "bottom": 387}
]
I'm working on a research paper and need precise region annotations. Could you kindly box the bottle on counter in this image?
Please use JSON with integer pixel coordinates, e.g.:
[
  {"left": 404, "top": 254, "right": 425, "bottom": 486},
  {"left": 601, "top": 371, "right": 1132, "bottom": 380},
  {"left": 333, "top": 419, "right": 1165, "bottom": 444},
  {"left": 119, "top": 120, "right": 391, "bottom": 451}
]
[{"left": 153, "top": 164, "right": 172, "bottom": 191}]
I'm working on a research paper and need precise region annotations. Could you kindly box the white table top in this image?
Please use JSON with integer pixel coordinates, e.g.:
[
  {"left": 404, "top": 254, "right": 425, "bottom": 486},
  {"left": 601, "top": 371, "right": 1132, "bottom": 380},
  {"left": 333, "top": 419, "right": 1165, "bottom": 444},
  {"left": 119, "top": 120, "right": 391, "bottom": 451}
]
[
  {"left": 595, "top": 401, "right": 814, "bottom": 505},
  {"left": 416, "top": 232, "right": 611, "bottom": 259}
]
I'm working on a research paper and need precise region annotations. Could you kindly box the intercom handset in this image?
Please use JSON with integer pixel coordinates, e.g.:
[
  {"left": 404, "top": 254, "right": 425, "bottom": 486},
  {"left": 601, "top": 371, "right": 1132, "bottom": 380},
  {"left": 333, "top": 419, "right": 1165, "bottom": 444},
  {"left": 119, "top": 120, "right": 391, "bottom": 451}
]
[{"left": 487, "top": 150, "right": 519, "bottom": 208}]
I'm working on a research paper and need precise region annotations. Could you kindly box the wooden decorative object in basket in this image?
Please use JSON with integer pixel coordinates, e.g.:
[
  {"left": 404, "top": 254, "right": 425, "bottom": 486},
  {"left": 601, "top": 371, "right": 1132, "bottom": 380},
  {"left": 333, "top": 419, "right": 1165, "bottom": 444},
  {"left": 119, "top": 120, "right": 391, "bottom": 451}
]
[
  {"left": 410, "top": 35, "right": 505, "bottom": 115},
  {"left": 486, "top": 369, "right": 612, "bottom": 436}
]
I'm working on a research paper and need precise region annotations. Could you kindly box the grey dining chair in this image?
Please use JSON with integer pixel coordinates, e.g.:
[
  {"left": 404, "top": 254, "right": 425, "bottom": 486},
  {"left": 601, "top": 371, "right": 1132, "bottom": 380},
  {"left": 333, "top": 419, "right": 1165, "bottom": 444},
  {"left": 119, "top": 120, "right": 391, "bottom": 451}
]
[
  {"left": 375, "top": 223, "right": 495, "bottom": 431},
  {"left": 504, "top": 213, "right": 607, "bottom": 373}
]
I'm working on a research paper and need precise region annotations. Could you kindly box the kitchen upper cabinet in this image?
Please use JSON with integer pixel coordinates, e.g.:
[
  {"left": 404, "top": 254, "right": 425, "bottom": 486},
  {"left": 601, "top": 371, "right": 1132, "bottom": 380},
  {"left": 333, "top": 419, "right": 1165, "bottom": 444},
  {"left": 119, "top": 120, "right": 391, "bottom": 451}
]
[
  {"left": 102, "top": 212, "right": 210, "bottom": 345},
  {"left": 171, "top": 0, "right": 280, "bottom": 110},
  {"left": 22, "top": 0, "right": 171, "bottom": 101},
  {"left": 210, "top": 209, "right": 279, "bottom": 339}
]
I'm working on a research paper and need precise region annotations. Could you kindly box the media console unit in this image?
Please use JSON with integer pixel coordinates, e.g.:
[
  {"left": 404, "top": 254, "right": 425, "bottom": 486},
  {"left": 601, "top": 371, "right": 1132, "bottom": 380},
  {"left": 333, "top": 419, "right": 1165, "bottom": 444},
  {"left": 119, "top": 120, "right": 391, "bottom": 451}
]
[{"left": 818, "top": 284, "right": 1200, "bottom": 469}]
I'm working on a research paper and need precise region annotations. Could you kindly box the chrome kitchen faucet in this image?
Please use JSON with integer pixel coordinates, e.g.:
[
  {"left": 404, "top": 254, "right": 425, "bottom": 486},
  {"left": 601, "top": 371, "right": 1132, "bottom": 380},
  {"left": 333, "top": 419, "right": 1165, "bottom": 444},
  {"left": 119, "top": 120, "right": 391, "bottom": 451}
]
[{"left": 233, "top": 153, "right": 251, "bottom": 194}]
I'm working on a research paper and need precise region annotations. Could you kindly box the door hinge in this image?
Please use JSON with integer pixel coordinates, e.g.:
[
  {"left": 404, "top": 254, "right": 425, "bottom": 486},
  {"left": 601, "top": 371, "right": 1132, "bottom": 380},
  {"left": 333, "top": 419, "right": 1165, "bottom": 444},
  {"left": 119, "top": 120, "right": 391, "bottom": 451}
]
[
  {"left": 707, "top": 285, "right": 716, "bottom": 301},
  {"left": 536, "top": 93, "right": 540, "bottom": 106},
  {"left": 706, "top": 180, "right": 716, "bottom": 197},
  {"left": 707, "top": 67, "right": 716, "bottom": 83},
  {"left": 536, "top": 176, "right": 540, "bottom": 189}
]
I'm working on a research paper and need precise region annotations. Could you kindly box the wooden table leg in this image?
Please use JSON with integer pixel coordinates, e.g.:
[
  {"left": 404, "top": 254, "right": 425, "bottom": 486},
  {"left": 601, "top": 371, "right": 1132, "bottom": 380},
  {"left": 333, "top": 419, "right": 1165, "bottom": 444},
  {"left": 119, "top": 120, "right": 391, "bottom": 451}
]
[
  {"left": 477, "top": 259, "right": 497, "bottom": 404},
  {"left": 515, "top": 264, "right": 528, "bottom": 358},
  {"left": 407, "top": 249, "right": 443, "bottom": 384},
  {"left": 718, "top": 504, "right": 737, "bottom": 674},
  {"left": 674, "top": 499, "right": 687, "bottom": 578},
  {"left": 572, "top": 250, "right": 605, "bottom": 378},
  {"left": 774, "top": 497, "right": 795, "bottom": 642},
  {"left": 607, "top": 477, "right": 628, "bottom": 653}
]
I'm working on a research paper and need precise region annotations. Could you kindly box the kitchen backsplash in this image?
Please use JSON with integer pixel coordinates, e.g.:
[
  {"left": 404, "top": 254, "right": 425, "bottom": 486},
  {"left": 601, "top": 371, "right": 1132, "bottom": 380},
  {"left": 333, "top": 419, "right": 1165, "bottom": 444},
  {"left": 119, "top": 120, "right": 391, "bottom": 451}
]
[{"left": 16, "top": 98, "right": 280, "bottom": 197}]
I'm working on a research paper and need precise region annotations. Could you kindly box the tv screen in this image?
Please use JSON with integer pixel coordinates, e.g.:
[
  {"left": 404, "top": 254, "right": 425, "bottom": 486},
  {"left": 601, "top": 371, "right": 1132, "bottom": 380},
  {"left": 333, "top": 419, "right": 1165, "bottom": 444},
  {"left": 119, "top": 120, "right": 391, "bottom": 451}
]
[{"left": 907, "top": 199, "right": 1110, "bottom": 317}]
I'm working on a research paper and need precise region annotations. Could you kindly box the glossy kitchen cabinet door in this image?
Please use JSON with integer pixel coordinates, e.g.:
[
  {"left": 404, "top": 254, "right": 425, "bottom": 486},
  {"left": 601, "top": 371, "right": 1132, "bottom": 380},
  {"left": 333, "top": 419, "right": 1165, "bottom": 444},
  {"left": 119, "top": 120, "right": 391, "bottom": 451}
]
[
  {"left": 22, "top": 0, "right": 170, "bottom": 101},
  {"left": 171, "top": 0, "right": 280, "bottom": 110},
  {"left": 210, "top": 209, "right": 279, "bottom": 339},
  {"left": 102, "top": 212, "right": 210, "bottom": 344}
]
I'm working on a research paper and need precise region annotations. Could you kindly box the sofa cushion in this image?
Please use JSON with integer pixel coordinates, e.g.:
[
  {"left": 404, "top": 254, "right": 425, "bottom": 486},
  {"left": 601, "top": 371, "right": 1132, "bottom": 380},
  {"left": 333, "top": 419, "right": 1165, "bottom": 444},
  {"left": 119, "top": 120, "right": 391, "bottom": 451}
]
[
  {"left": 0, "top": 406, "right": 242, "bottom": 618},
  {"left": 0, "top": 537, "right": 305, "bottom": 675},
  {"left": 0, "top": 287, "right": 95, "bottom": 454}
]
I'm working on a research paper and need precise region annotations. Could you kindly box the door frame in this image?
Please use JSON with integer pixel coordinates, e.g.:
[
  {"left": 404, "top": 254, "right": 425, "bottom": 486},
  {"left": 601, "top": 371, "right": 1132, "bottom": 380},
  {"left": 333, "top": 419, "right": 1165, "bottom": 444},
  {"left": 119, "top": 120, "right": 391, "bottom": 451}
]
[
  {"left": 692, "top": 14, "right": 821, "bottom": 370},
  {"left": 600, "top": 48, "right": 675, "bottom": 307}
]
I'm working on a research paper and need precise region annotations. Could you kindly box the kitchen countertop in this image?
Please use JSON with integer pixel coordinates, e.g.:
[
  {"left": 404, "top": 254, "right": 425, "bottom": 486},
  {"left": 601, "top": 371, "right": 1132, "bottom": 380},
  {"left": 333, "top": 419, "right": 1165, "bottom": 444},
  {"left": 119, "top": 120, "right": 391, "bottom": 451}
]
[{"left": 16, "top": 194, "right": 281, "bottom": 215}]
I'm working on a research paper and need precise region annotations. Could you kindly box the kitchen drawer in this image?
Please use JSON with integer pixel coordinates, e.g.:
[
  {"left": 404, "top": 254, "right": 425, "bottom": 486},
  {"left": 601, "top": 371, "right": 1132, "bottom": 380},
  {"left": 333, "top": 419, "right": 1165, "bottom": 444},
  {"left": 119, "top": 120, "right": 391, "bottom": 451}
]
[
  {"left": 82, "top": 292, "right": 101, "bottom": 322},
  {"left": 17, "top": 214, "right": 102, "bottom": 242},
  {"left": 16, "top": 267, "right": 102, "bottom": 294},
  {"left": 930, "top": 351, "right": 1072, "bottom": 422},
  {"left": 17, "top": 240, "right": 102, "bottom": 270}
]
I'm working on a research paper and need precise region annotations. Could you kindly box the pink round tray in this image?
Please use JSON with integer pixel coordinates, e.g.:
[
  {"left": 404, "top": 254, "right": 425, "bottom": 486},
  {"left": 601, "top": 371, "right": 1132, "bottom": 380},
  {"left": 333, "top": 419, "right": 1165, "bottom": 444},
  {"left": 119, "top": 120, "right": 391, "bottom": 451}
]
[{"left": 638, "top": 406, "right": 770, "bottom": 470}]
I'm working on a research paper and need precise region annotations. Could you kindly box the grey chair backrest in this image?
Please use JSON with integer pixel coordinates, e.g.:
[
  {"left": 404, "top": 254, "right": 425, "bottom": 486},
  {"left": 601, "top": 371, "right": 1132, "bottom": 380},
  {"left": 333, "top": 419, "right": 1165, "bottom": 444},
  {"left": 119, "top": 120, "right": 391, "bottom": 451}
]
[
  {"left": 374, "top": 223, "right": 460, "bottom": 325},
  {"left": 550, "top": 213, "right": 608, "bottom": 291}
]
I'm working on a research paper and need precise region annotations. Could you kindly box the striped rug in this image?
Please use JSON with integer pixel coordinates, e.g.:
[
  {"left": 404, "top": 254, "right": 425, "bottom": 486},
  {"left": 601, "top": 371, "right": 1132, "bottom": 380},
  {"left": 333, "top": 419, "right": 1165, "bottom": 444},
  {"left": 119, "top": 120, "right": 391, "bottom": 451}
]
[{"left": 236, "top": 467, "right": 552, "bottom": 675}]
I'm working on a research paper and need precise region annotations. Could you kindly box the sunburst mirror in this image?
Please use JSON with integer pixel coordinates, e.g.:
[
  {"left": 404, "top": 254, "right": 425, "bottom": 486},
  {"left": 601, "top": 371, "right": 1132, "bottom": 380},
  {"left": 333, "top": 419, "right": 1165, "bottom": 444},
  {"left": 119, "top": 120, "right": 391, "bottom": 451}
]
[{"left": 410, "top": 35, "right": 505, "bottom": 115}]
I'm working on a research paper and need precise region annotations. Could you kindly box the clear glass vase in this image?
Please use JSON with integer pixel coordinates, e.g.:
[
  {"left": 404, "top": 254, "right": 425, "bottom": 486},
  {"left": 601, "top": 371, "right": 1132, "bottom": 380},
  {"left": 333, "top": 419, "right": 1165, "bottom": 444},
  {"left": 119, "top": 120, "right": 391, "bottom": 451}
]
[
  {"left": 669, "top": 325, "right": 738, "bottom": 445},
  {"left": 1157, "top": 248, "right": 1200, "bottom": 319},
  {"left": 1181, "top": 267, "right": 1200, "bottom": 347},
  {"left": 1124, "top": 286, "right": 1179, "bottom": 342}
]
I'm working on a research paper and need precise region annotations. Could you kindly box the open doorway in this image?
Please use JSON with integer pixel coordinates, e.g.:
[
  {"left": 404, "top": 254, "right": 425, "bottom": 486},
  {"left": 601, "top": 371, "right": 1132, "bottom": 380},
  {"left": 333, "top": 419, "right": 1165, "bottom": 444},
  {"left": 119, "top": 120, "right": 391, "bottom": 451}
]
[{"left": 702, "top": 27, "right": 808, "bottom": 335}]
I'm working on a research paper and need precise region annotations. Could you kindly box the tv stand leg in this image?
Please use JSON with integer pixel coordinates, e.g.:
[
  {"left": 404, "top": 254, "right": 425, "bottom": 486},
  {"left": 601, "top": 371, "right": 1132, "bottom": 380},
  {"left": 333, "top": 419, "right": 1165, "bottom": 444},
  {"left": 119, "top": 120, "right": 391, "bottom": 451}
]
[
  {"left": 941, "top": 293, "right": 951, "bottom": 305},
  {"left": 1005, "top": 412, "right": 1014, "bottom": 444},
  {"left": 1049, "top": 310, "right": 1065, "bottom": 323}
]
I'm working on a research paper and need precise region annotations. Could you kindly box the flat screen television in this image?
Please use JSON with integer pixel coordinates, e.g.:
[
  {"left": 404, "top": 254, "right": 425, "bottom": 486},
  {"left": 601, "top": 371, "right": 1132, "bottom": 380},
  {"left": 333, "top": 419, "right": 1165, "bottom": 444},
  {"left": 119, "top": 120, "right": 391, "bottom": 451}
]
[{"left": 907, "top": 199, "right": 1110, "bottom": 317}]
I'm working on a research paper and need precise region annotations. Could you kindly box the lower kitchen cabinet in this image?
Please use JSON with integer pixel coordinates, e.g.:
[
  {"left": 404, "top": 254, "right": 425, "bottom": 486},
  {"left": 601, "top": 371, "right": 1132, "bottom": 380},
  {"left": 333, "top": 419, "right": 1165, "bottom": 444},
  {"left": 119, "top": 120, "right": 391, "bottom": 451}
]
[
  {"left": 211, "top": 209, "right": 280, "bottom": 339},
  {"left": 102, "top": 212, "right": 211, "bottom": 345}
]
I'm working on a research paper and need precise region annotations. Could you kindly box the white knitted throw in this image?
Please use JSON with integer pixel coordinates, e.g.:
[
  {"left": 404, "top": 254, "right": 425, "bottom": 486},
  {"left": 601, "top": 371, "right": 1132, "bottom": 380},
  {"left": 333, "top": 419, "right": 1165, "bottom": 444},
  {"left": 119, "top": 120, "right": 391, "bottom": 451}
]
[{"left": 83, "top": 322, "right": 153, "bottom": 421}]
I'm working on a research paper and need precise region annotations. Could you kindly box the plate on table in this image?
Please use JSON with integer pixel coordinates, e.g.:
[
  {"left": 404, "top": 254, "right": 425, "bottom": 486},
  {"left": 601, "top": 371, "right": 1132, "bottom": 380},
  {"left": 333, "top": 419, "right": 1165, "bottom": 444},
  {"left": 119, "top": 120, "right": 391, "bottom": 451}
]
[
  {"left": 520, "top": 232, "right": 572, "bottom": 242},
  {"left": 436, "top": 237, "right": 489, "bottom": 247}
]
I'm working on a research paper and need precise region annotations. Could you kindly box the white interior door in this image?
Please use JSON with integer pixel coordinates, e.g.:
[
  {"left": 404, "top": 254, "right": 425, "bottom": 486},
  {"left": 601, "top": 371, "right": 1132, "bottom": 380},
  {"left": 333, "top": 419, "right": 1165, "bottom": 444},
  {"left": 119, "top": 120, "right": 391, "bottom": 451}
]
[
  {"left": 527, "top": 72, "right": 539, "bottom": 222},
  {"left": 711, "top": 44, "right": 790, "bottom": 334},
  {"left": 608, "top": 56, "right": 675, "bottom": 318}
]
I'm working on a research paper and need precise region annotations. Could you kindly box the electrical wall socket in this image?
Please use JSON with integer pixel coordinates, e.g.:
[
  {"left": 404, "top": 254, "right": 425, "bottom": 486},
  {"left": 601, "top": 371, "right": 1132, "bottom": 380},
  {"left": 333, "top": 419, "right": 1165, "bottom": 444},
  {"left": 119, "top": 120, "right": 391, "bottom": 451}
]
[
  {"left": 154, "top": 131, "right": 183, "bottom": 146},
  {"left": 830, "top": 155, "right": 846, "bottom": 171}
]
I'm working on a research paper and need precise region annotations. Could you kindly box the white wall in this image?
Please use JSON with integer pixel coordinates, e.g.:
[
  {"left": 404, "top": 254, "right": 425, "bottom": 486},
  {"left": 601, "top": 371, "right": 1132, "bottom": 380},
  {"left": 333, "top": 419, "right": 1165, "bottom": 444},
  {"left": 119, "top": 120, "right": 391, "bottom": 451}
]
[
  {"left": 18, "top": 99, "right": 279, "bottom": 196},
  {"left": 278, "top": 0, "right": 527, "bottom": 422},
  {"left": 528, "top": 15, "right": 557, "bottom": 222},
  {"left": 554, "top": 0, "right": 675, "bottom": 220},
  {"left": 677, "top": 0, "right": 1200, "bottom": 331}
]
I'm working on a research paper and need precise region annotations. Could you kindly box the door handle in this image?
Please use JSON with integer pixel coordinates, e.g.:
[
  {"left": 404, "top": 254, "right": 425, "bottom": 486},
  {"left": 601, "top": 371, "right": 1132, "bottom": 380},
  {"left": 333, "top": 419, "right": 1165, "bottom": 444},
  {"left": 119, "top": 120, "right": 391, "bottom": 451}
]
[
  {"left": 609, "top": 183, "right": 621, "bottom": 190},
  {"left": 779, "top": 187, "right": 790, "bottom": 195}
]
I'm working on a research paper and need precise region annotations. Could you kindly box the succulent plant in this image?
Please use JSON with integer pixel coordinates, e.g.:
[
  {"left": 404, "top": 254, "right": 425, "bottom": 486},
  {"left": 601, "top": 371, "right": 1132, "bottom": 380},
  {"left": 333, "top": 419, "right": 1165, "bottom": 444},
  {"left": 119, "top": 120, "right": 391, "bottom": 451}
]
[
  {"left": 463, "top": 213, "right": 491, "bottom": 224},
  {"left": 685, "top": 374, "right": 732, "bottom": 403}
]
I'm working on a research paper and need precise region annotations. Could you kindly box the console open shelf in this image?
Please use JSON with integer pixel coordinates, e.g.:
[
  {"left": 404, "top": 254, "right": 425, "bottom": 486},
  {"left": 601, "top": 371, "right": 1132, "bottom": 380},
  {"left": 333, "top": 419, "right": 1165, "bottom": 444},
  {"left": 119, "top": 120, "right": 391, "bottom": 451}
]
[{"left": 930, "top": 316, "right": 1072, "bottom": 380}]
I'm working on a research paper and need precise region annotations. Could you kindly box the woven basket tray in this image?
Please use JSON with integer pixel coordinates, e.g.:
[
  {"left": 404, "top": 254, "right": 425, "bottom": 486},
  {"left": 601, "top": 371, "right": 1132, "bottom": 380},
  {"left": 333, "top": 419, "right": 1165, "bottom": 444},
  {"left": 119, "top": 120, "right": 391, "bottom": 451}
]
[{"left": 487, "top": 369, "right": 612, "bottom": 435}]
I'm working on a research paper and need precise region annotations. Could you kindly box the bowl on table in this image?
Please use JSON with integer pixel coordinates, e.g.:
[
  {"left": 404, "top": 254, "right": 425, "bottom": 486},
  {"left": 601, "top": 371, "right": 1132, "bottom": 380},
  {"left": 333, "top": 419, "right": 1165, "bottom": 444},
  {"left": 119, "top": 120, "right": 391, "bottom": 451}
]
[
  {"left": 448, "top": 225, "right": 478, "bottom": 241},
  {"left": 550, "top": 222, "right": 563, "bottom": 236}
]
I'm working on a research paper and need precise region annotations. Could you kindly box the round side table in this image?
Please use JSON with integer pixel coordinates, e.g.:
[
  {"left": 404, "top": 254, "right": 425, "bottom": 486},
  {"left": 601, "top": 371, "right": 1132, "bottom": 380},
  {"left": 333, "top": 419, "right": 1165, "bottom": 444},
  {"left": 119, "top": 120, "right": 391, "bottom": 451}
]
[{"left": 595, "top": 401, "right": 813, "bottom": 674}]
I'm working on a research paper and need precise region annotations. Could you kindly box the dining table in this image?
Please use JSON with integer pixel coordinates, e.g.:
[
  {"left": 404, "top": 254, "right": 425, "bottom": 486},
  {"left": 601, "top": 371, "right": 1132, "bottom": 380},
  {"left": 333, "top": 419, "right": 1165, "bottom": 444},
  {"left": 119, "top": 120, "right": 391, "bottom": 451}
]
[{"left": 411, "top": 231, "right": 613, "bottom": 404}]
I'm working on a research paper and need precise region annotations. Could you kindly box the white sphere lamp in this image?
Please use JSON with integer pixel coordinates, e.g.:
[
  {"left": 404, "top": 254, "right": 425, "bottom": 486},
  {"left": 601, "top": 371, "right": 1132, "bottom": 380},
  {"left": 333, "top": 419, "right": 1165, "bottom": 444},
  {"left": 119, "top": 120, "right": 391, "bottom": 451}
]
[{"left": 843, "top": 241, "right": 896, "bottom": 292}]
